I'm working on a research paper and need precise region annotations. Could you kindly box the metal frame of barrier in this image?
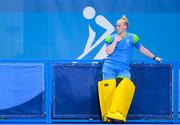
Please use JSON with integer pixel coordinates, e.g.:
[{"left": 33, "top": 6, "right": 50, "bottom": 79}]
[{"left": 0, "top": 59, "right": 179, "bottom": 124}]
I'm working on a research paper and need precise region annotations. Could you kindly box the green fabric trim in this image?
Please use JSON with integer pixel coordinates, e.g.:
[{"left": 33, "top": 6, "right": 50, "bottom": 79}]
[
  {"left": 116, "top": 76, "right": 125, "bottom": 79},
  {"left": 133, "top": 34, "right": 140, "bottom": 44},
  {"left": 124, "top": 32, "right": 128, "bottom": 37},
  {"left": 105, "top": 35, "right": 111, "bottom": 43}
]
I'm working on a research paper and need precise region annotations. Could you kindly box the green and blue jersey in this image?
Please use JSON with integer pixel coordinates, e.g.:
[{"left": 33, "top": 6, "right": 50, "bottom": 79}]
[
  {"left": 104, "top": 32, "right": 142, "bottom": 68},
  {"left": 102, "top": 32, "right": 142, "bottom": 80}
]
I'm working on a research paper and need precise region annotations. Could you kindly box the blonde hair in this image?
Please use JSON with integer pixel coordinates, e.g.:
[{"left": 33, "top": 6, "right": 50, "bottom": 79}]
[{"left": 117, "top": 15, "right": 128, "bottom": 28}]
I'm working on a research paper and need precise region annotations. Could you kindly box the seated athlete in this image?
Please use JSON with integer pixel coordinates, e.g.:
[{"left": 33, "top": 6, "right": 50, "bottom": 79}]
[{"left": 98, "top": 15, "right": 162, "bottom": 123}]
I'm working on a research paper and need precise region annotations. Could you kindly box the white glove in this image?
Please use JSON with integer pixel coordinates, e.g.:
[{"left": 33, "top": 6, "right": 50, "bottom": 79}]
[{"left": 154, "top": 56, "right": 163, "bottom": 63}]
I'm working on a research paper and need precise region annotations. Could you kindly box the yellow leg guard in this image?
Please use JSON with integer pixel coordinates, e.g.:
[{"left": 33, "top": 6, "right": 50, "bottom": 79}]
[
  {"left": 98, "top": 79, "right": 116, "bottom": 122},
  {"left": 106, "top": 78, "right": 135, "bottom": 122}
]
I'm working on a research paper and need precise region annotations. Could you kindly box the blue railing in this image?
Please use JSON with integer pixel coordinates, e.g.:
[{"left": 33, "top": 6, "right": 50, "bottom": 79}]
[{"left": 0, "top": 59, "right": 179, "bottom": 124}]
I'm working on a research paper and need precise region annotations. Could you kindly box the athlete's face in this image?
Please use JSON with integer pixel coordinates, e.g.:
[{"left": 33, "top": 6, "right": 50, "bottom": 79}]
[{"left": 116, "top": 21, "right": 127, "bottom": 34}]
